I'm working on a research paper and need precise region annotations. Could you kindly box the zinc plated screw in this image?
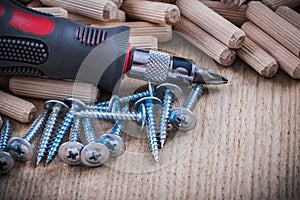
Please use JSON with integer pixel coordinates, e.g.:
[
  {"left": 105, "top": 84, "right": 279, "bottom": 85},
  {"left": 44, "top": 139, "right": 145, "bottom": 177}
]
[
  {"left": 80, "top": 118, "right": 110, "bottom": 167},
  {"left": 74, "top": 105, "right": 147, "bottom": 129},
  {"left": 0, "top": 120, "right": 14, "bottom": 174},
  {"left": 87, "top": 91, "right": 151, "bottom": 111},
  {"left": 134, "top": 81, "right": 161, "bottom": 162},
  {"left": 98, "top": 105, "right": 129, "bottom": 158},
  {"left": 45, "top": 98, "right": 86, "bottom": 165},
  {"left": 7, "top": 111, "right": 48, "bottom": 162},
  {"left": 169, "top": 84, "right": 203, "bottom": 131},
  {"left": 156, "top": 83, "right": 183, "bottom": 148},
  {"left": 36, "top": 100, "right": 69, "bottom": 166},
  {"left": 58, "top": 116, "right": 84, "bottom": 165}
]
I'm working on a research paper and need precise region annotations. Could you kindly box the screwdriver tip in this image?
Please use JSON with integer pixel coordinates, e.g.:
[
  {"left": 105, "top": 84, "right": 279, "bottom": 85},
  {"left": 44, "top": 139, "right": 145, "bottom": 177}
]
[{"left": 193, "top": 65, "right": 228, "bottom": 85}]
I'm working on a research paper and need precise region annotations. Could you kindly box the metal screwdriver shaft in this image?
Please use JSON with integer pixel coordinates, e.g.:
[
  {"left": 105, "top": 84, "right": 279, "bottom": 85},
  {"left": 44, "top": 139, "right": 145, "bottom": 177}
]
[
  {"left": 7, "top": 111, "right": 48, "bottom": 162},
  {"left": 0, "top": 120, "right": 14, "bottom": 174}
]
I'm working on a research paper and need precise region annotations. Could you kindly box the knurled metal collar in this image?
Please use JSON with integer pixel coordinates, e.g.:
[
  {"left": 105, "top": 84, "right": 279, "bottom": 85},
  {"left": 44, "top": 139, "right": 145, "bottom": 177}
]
[{"left": 145, "top": 50, "right": 171, "bottom": 83}]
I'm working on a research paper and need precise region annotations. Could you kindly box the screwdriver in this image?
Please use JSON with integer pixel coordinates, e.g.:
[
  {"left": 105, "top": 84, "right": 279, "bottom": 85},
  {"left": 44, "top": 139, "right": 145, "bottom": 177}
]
[{"left": 0, "top": 0, "right": 227, "bottom": 92}]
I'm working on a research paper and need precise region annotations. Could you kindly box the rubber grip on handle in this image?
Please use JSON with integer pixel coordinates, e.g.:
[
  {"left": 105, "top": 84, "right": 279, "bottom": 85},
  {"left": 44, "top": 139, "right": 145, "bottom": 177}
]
[{"left": 0, "top": 0, "right": 130, "bottom": 92}]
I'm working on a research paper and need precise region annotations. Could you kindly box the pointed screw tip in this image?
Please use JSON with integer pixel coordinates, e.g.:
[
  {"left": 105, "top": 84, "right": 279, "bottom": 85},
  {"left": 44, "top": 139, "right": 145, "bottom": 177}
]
[
  {"left": 36, "top": 157, "right": 42, "bottom": 166},
  {"left": 45, "top": 159, "right": 51, "bottom": 166}
]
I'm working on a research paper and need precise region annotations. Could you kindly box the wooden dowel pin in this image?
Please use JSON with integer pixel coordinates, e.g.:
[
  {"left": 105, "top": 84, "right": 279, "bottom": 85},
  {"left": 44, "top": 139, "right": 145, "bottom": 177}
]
[
  {"left": 246, "top": 1, "right": 300, "bottom": 57},
  {"left": 220, "top": 0, "right": 247, "bottom": 8},
  {"left": 121, "top": 0, "right": 180, "bottom": 25},
  {"left": 241, "top": 22, "right": 300, "bottom": 79},
  {"left": 129, "top": 36, "right": 158, "bottom": 49},
  {"left": 201, "top": 1, "right": 247, "bottom": 26},
  {"left": 92, "top": 21, "right": 172, "bottom": 42},
  {"left": 261, "top": 0, "right": 300, "bottom": 10},
  {"left": 174, "top": 17, "right": 236, "bottom": 66},
  {"left": 0, "top": 90, "right": 37, "bottom": 123},
  {"left": 9, "top": 77, "right": 100, "bottom": 103},
  {"left": 275, "top": 6, "right": 300, "bottom": 30},
  {"left": 40, "top": 0, "right": 118, "bottom": 21},
  {"left": 176, "top": 0, "right": 245, "bottom": 49},
  {"left": 237, "top": 37, "right": 278, "bottom": 77},
  {"left": 32, "top": 7, "right": 68, "bottom": 18}
]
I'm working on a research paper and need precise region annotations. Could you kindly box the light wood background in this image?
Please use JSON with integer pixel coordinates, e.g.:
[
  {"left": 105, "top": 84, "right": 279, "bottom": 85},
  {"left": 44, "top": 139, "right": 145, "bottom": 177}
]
[{"left": 0, "top": 34, "right": 299, "bottom": 200}]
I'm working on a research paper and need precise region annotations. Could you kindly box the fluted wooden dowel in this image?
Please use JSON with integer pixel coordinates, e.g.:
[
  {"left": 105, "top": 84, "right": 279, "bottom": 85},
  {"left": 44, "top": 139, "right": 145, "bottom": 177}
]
[
  {"left": 40, "top": 0, "right": 118, "bottom": 21},
  {"left": 174, "top": 17, "right": 236, "bottom": 66},
  {"left": 276, "top": 6, "right": 300, "bottom": 30},
  {"left": 177, "top": 0, "right": 245, "bottom": 49},
  {"left": 121, "top": 0, "right": 180, "bottom": 25},
  {"left": 241, "top": 22, "right": 300, "bottom": 79},
  {"left": 129, "top": 36, "right": 158, "bottom": 49},
  {"left": 92, "top": 21, "right": 172, "bottom": 42},
  {"left": 261, "top": 0, "right": 300, "bottom": 10},
  {"left": 32, "top": 7, "right": 68, "bottom": 18},
  {"left": 9, "top": 77, "right": 100, "bottom": 103},
  {"left": 0, "top": 90, "right": 37, "bottom": 123},
  {"left": 246, "top": 1, "right": 300, "bottom": 57},
  {"left": 201, "top": 1, "right": 246, "bottom": 26},
  {"left": 237, "top": 37, "right": 278, "bottom": 77},
  {"left": 221, "top": 0, "right": 247, "bottom": 8}
]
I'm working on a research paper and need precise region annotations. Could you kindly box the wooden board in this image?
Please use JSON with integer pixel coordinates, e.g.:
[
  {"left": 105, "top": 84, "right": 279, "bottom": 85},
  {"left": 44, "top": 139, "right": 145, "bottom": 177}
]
[{"left": 0, "top": 34, "right": 299, "bottom": 200}]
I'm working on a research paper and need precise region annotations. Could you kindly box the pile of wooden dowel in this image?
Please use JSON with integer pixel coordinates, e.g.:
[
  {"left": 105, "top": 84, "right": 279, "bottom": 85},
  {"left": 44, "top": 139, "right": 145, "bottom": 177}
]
[
  {"left": 21, "top": 0, "right": 300, "bottom": 78},
  {"left": 1, "top": 0, "right": 299, "bottom": 125}
]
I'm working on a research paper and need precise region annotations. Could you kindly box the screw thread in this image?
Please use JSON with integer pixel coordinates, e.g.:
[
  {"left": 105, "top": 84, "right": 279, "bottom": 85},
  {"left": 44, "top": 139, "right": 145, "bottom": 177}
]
[
  {"left": 145, "top": 103, "right": 159, "bottom": 161},
  {"left": 159, "top": 91, "right": 173, "bottom": 147},
  {"left": 82, "top": 118, "right": 96, "bottom": 144},
  {"left": 183, "top": 84, "right": 203, "bottom": 111},
  {"left": 46, "top": 109, "right": 74, "bottom": 164},
  {"left": 23, "top": 111, "right": 48, "bottom": 143},
  {"left": 111, "top": 106, "right": 129, "bottom": 137},
  {"left": 0, "top": 120, "right": 12, "bottom": 151},
  {"left": 69, "top": 117, "right": 81, "bottom": 142},
  {"left": 75, "top": 110, "right": 140, "bottom": 122},
  {"left": 88, "top": 91, "right": 151, "bottom": 111},
  {"left": 37, "top": 106, "right": 61, "bottom": 158}
]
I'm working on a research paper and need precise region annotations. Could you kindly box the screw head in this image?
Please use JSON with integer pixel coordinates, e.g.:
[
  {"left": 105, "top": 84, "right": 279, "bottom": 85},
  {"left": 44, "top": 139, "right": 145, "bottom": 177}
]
[
  {"left": 107, "top": 95, "right": 120, "bottom": 113},
  {"left": 0, "top": 151, "right": 15, "bottom": 174},
  {"left": 169, "top": 107, "right": 197, "bottom": 131},
  {"left": 156, "top": 83, "right": 183, "bottom": 100},
  {"left": 80, "top": 143, "right": 110, "bottom": 167},
  {"left": 44, "top": 100, "right": 69, "bottom": 111},
  {"left": 98, "top": 134, "right": 126, "bottom": 158},
  {"left": 64, "top": 98, "right": 86, "bottom": 110},
  {"left": 58, "top": 141, "right": 84, "bottom": 165},
  {"left": 7, "top": 137, "right": 34, "bottom": 162}
]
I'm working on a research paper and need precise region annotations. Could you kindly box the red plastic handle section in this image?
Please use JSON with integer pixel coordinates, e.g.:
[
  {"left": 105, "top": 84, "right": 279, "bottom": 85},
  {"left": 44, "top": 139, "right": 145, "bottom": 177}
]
[
  {"left": 8, "top": 8, "right": 54, "bottom": 36},
  {"left": 0, "top": 3, "right": 5, "bottom": 18}
]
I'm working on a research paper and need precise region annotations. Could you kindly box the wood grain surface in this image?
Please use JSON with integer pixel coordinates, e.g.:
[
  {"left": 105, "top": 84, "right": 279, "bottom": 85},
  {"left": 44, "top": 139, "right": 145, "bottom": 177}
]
[{"left": 0, "top": 34, "right": 299, "bottom": 200}]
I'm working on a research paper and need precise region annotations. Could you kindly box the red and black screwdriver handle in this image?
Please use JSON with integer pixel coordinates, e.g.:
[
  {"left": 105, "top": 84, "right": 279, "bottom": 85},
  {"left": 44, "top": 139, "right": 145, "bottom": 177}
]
[{"left": 0, "top": 0, "right": 131, "bottom": 92}]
